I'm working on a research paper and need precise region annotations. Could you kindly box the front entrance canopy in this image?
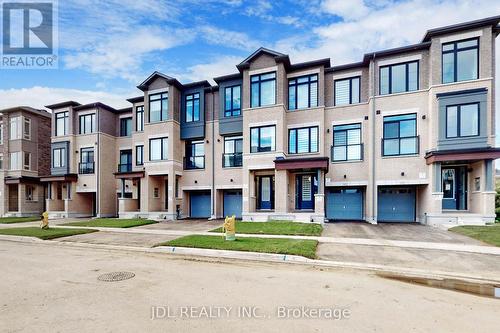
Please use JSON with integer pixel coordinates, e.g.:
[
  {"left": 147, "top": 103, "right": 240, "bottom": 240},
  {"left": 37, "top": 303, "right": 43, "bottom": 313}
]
[
  {"left": 114, "top": 171, "right": 145, "bottom": 179},
  {"left": 273, "top": 157, "right": 329, "bottom": 172},
  {"left": 40, "top": 174, "right": 78, "bottom": 182},
  {"left": 4, "top": 176, "right": 41, "bottom": 185},
  {"left": 425, "top": 148, "right": 500, "bottom": 165}
]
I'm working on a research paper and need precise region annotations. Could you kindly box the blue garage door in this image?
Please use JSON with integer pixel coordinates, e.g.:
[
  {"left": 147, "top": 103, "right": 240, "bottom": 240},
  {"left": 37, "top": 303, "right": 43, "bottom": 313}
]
[
  {"left": 378, "top": 187, "right": 415, "bottom": 222},
  {"left": 223, "top": 190, "right": 242, "bottom": 219},
  {"left": 326, "top": 188, "right": 363, "bottom": 221},
  {"left": 190, "top": 191, "right": 211, "bottom": 218}
]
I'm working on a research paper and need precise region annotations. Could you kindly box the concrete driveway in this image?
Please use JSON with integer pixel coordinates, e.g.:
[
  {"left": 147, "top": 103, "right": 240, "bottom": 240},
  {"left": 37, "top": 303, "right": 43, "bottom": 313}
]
[{"left": 137, "top": 219, "right": 223, "bottom": 232}]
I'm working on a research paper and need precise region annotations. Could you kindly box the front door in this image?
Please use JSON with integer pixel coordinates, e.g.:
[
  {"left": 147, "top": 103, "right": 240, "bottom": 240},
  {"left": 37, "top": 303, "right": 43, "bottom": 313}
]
[
  {"left": 296, "top": 174, "right": 317, "bottom": 210},
  {"left": 8, "top": 184, "right": 19, "bottom": 212},
  {"left": 442, "top": 166, "right": 467, "bottom": 210},
  {"left": 257, "top": 176, "right": 274, "bottom": 210}
]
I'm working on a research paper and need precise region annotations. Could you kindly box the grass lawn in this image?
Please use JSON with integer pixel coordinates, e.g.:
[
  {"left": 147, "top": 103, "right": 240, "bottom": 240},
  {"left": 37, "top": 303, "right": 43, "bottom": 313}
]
[
  {"left": 63, "top": 218, "right": 157, "bottom": 228},
  {"left": 0, "top": 216, "right": 41, "bottom": 224},
  {"left": 0, "top": 227, "right": 97, "bottom": 240},
  {"left": 210, "top": 221, "right": 323, "bottom": 236},
  {"left": 449, "top": 224, "right": 500, "bottom": 247},
  {"left": 156, "top": 235, "right": 318, "bottom": 259}
]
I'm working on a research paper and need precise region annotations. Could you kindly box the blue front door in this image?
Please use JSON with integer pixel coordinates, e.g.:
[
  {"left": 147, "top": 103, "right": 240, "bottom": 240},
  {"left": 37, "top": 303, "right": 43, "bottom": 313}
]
[
  {"left": 377, "top": 187, "right": 416, "bottom": 222},
  {"left": 442, "top": 167, "right": 467, "bottom": 210},
  {"left": 257, "top": 176, "right": 274, "bottom": 210},
  {"left": 296, "top": 174, "right": 317, "bottom": 210}
]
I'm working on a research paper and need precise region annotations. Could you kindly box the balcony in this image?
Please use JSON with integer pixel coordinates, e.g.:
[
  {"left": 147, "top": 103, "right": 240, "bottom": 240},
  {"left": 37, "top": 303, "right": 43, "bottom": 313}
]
[
  {"left": 331, "top": 144, "right": 364, "bottom": 162},
  {"left": 223, "top": 153, "right": 243, "bottom": 168},
  {"left": 382, "top": 136, "right": 420, "bottom": 157},
  {"left": 78, "top": 162, "right": 95, "bottom": 174},
  {"left": 184, "top": 156, "right": 205, "bottom": 170},
  {"left": 117, "top": 163, "right": 132, "bottom": 173}
]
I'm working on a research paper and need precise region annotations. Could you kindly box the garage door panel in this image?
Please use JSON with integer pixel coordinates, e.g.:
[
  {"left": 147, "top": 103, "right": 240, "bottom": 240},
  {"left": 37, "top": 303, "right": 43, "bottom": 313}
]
[
  {"left": 223, "top": 190, "right": 242, "bottom": 219},
  {"left": 378, "top": 188, "right": 415, "bottom": 222},
  {"left": 190, "top": 191, "right": 211, "bottom": 218},
  {"left": 327, "top": 188, "right": 363, "bottom": 221}
]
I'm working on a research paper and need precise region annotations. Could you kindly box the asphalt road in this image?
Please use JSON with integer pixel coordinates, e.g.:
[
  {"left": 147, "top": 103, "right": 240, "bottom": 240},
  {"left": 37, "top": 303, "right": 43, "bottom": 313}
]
[{"left": 1, "top": 240, "right": 499, "bottom": 332}]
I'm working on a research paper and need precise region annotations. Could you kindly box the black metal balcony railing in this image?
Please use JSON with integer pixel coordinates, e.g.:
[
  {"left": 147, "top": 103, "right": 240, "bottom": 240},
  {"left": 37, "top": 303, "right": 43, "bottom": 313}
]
[
  {"left": 223, "top": 153, "right": 243, "bottom": 168},
  {"left": 331, "top": 143, "right": 364, "bottom": 162},
  {"left": 78, "top": 162, "right": 95, "bottom": 174},
  {"left": 382, "top": 136, "right": 420, "bottom": 157},
  {"left": 118, "top": 163, "right": 132, "bottom": 173},
  {"left": 184, "top": 156, "right": 205, "bottom": 170}
]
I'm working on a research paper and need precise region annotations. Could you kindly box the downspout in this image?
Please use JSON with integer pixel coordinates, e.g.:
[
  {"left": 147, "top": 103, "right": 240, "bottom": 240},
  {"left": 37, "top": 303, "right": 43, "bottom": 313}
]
[
  {"left": 370, "top": 53, "right": 377, "bottom": 224},
  {"left": 210, "top": 88, "right": 216, "bottom": 220}
]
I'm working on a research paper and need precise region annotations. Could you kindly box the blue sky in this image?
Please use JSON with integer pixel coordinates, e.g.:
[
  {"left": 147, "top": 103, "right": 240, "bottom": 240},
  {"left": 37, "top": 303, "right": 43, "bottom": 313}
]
[{"left": 0, "top": 0, "right": 499, "bottom": 111}]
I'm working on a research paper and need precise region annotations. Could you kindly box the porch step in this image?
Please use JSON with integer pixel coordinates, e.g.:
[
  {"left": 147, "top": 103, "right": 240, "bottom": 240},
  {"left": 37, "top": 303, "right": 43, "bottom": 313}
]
[{"left": 426, "top": 213, "right": 493, "bottom": 228}]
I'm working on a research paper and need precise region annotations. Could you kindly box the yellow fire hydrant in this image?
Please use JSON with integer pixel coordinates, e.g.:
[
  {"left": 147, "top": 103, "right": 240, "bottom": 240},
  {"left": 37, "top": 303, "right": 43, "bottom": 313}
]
[
  {"left": 223, "top": 215, "right": 236, "bottom": 241},
  {"left": 40, "top": 211, "right": 49, "bottom": 230}
]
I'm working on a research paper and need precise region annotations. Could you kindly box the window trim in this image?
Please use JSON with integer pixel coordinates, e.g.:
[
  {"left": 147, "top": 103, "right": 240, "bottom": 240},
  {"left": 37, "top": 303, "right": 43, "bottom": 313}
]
[
  {"left": 136, "top": 105, "right": 144, "bottom": 132},
  {"left": 441, "top": 37, "right": 479, "bottom": 84},
  {"left": 52, "top": 147, "right": 66, "bottom": 168},
  {"left": 23, "top": 152, "right": 31, "bottom": 170},
  {"left": 135, "top": 145, "right": 144, "bottom": 166},
  {"left": 382, "top": 113, "right": 419, "bottom": 157},
  {"left": 55, "top": 111, "right": 69, "bottom": 136},
  {"left": 185, "top": 92, "right": 201, "bottom": 123},
  {"left": 119, "top": 117, "right": 132, "bottom": 137},
  {"left": 332, "top": 123, "right": 363, "bottom": 162},
  {"left": 79, "top": 147, "right": 95, "bottom": 174},
  {"left": 250, "top": 125, "right": 276, "bottom": 153},
  {"left": 250, "top": 71, "right": 277, "bottom": 108},
  {"left": 334, "top": 76, "right": 361, "bottom": 106},
  {"left": 288, "top": 74, "right": 318, "bottom": 110},
  {"left": 224, "top": 85, "right": 242, "bottom": 117},
  {"left": 288, "top": 126, "right": 319, "bottom": 154},
  {"left": 148, "top": 92, "right": 168, "bottom": 123},
  {"left": 379, "top": 60, "right": 419, "bottom": 95},
  {"left": 184, "top": 140, "right": 205, "bottom": 170},
  {"left": 223, "top": 136, "right": 243, "bottom": 168},
  {"left": 445, "top": 102, "right": 480, "bottom": 139},
  {"left": 78, "top": 113, "right": 96, "bottom": 135},
  {"left": 149, "top": 137, "right": 168, "bottom": 161},
  {"left": 23, "top": 117, "right": 31, "bottom": 140}
]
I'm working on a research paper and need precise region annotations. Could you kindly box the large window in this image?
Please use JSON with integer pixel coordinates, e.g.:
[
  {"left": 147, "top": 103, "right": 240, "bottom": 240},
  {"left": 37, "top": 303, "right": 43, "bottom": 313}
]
[
  {"left": 288, "top": 74, "right": 318, "bottom": 110},
  {"left": 334, "top": 77, "right": 360, "bottom": 106},
  {"left": 185, "top": 93, "right": 200, "bottom": 122},
  {"left": 223, "top": 136, "right": 243, "bottom": 167},
  {"left": 185, "top": 140, "right": 205, "bottom": 169},
  {"left": 446, "top": 103, "right": 479, "bottom": 138},
  {"left": 52, "top": 147, "right": 66, "bottom": 168},
  {"left": 251, "top": 72, "right": 276, "bottom": 107},
  {"left": 380, "top": 61, "right": 418, "bottom": 95},
  {"left": 442, "top": 38, "right": 479, "bottom": 83},
  {"left": 136, "top": 145, "right": 144, "bottom": 166},
  {"left": 9, "top": 117, "right": 21, "bottom": 140},
  {"left": 120, "top": 117, "right": 132, "bottom": 137},
  {"left": 79, "top": 147, "right": 94, "bottom": 174},
  {"left": 79, "top": 113, "right": 95, "bottom": 134},
  {"left": 55, "top": 112, "right": 69, "bottom": 136},
  {"left": 23, "top": 118, "right": 31, "bottom": 140},
  {"left": 383, "top": 114, "right": 418, "bottom": 156},
  {"left": 288, "top": 126, "right": 318, "bottom": 154},
  {"left": 225, "top": 85, "right": 241, "bottom": 117},
  {"left": 332, "top": 124, "right": 362, "bottom": 161},
  {"left": 23, "top": 152, "right": 30, "bottom": 170},
  {"left": 149, "top": 92, "right": 168, "bottom": 122},
  {"left": 136, "top": 106, "right": 144, "bottom": 131},
  {"left": 119, "top": 150, "right": 132, "bottom": 172},
  {"left": 250, "top": 125, "right": 276, "bottom": 153},
  {"left": 149, "top": 137, "right": 168, "bottom": 161},
  {"left": 9, "top": 152, "right": 21, "bottom": 170}
]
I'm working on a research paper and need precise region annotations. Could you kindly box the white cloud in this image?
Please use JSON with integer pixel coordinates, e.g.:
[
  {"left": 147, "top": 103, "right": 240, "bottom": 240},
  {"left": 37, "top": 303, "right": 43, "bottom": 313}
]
[
  {"left": 176, "top": 55, "right": 244, "bottom": 84},
  {"left": 321, "top": 0, "right": 370, "bottom": 20},
  {"left": 244, "top": 0, "right": 303, "bottom": 27},
  {"left": 199, "top": 26, "right": 262, "bottom": 51}
]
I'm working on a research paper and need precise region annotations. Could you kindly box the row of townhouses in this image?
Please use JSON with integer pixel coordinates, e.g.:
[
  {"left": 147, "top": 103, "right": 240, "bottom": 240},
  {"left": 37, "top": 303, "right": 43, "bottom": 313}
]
[{"left": 1, "top": 16, "right": 499, "bottom": 225}]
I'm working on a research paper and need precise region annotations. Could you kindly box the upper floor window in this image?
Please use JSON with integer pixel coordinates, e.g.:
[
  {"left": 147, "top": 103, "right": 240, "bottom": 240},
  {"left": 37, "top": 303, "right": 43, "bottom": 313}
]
[
  {"left": 0, "top": 154, "right": 3, "bottom": 169},
  {"left": 79, "top": 113, "right": 95, "bottom": 134},
  {"left": 185, "top": 93, "right": 200, "bottom": 122},
  {"left": 334, "top": 77, "right": 360, "bottom": 106},
  {"left": 223, "top": 136, "right": 243, "bottom": 167},
  {"left": 120, "top": 117, "right": 132, "bottom": 137},
  {"left": 23, "top": 118, "right": 31, "bottom": 140},
  {"left": 9, "top": 117, "right": 21, "bottom": 140},
  {"left": 79, "top": 147, "right": 94, "bottom": 174},
  {"left": 442, "top": 38, "right": 479, "bottom": 84},
  {"left": 136, "top": 145, "right": 144, "bottom": 166},
  {"left": 149, "top": 92, "right": 168, "bottom": 122},
  {"left": 185, "top": 140, "right": 205, "bottom": 169},
  {"left": 382, "top": 114, "right": 418, "bottom": 156},
  {"left": 288, "top": 74, "right": 318, "bottom": 110},
  {"left": 23, "top": 152, "right": 30, "bottom": 170},
  {"left": 136, "top": 106, "right": 144, "bottom": 131},
  {"left": 225, "top": 85, "right": 241, "bottom": 117},
  {"left": 55, "top": 111, "right": 69, "bottom": 136},
  {"left": 332, "top": 123, "right": 362, "bottom": 161},
  {"left": 52, "top": 147, "right": 66, "bottom": 168},
  {"left": 149, "top": 137, "right": 168, "bottom": 161},
  {"left": 250, "top": 125, "right": 275, "bottom": 153},
  {"left": 288, "top": 126, "right": 318, "bottom": 154},
  {"left": 251, "top": 72, "right": 276, "bottom": 107},
  {"left": 446, "top": 103, "right": 479, "bottom": 138},
  {"left": 9, "top": 151, "right": 21, "bottom": 170},
  {"left": 380, "top": 61, "right": 418, "bottom": 95},
  {"left": 119, "top": 149, "right": 132, "bottom": 172}
]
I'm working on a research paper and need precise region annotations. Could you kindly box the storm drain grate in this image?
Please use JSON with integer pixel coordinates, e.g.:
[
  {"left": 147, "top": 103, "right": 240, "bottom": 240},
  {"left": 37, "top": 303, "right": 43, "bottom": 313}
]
[{"left": 97, "top": 271, "right": 135, "bottom": 282}]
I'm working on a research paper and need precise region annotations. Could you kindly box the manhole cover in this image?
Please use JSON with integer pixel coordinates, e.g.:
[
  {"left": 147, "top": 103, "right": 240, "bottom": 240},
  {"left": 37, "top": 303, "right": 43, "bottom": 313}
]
[{"left": 97, "top": 271, "right": 135, "bottom": 282}]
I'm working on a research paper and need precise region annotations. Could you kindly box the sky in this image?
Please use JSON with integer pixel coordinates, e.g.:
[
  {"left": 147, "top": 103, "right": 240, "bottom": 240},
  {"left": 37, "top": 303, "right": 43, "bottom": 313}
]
[{"left": 0, "top": 0, "right": 499, "bottom": 116}]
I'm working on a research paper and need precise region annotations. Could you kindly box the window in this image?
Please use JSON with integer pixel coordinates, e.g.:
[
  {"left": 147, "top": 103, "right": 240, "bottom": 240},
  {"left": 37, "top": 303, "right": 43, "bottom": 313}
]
[
  {"left": 442, "top": 38, "right": 479, "bottom": 83},
  {"left": 288, "top": 126, "right": 318, "bottom": 154},
  {"left": 23, "top": 118, "right": 31, "bottom": 140},
  {"left": 149, "top": 137, "right": 168, "bottom": 161},
  {"left": 0, "top": 154, "right": 3, "bottom": 169},
  {"left": 475, "top": 177, "right": 481, "bottom": 191},
  {"left": 251, "top": 72, "right": 276, "bottom": 107},
  {"left": 446, "top": 103, "right": 479, "bottom": 138},
  {"left": 119, "top": 150, "right": 132, "bottom": 172},
  {"left": 334, "top": 77, "right": 360, "bottom": 106},
  {"left": 224, "top": 85, "right": 241, "bottom": 117},
  {"left": 380, "top": 61, "right": 418, "bottom": 95},
  {"left": 149, "top": 92, "right": 168, "bottom": 122},
  {"left": 26, "top": 185, "right": 34, "bottom": 201},
  {"left": 185, "top": 141, "right": 205, "bottom": 169},
  {"left": 332, "top": 124, "right": 362, "bottom": 161},
  {"left": 175, "top": 176, "right": 180, "bottom": 198},
  {"left": 185, "top": 93, "right": 200, "bottom": 122},
  {"left": 79, "top": 113, "right": 95, "bottom": 134},
  {"left": 223, "top": 136, "right": 243, "bottom": 167},
  {"left": 383, "top": 114, "right": 418, "bottom": 156},
  {"left": 55, "top": 112, "right": 69, "bottom": 136},
  {"left": 136, "top": 106, "right": 144, "bottom": 131},
  {"left": 79, "top": 147, "right": 94, "bottom": 174},
  {"left": 288, "top": 74, "right": 318, "bottom": 110},
  {"left": 23, "top": 152, "right": 30, "bottom": 170},
  {"left": 0, "top": 122, "right": 3, "bottom": 144},
  {"left": 135, "top": 145, "right": 144, "bottom": 166},
  {"left": 9, "top": 117, "right": 21, "bottom": 140},
  {"left": 9, "top": 151, "right": 21, "bottom": 170},
  {"left": 250, "top": 125, "right": 276, "bottom": 153},
  {"left": 120, "top": 117, "right": 132, "bottom": 137},
  {"left": 52, "top": 147, "right": 66, "bottom": 168},
  {"left": 153, "top": 187, "right": 159, "bottom": 198}
]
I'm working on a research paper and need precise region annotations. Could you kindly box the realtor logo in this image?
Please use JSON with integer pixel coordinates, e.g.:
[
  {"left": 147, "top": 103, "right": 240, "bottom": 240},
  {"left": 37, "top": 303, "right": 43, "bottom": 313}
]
[{"left": 1, "top": 0, "right": 58, "bottom": 68}]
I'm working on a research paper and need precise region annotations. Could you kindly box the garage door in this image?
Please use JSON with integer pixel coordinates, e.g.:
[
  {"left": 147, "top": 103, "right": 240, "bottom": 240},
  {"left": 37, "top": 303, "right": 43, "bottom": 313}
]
[
  {"left": 190, "top": 191, "right": 211, "bottom": 218},
  {"left": 223, "top": 190, "right": 242, "bottom": 219},
  {"left": 377, "top": 187, "right": 415, "bottom": 222},
  {"left": 326, "top": 188, "right": 363, "bottom": 221}
]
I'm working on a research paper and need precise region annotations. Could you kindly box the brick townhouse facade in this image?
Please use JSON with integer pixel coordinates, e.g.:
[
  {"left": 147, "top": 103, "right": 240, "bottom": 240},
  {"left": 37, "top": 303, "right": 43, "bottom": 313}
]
[{"left": 4, "top": 16, "right": 500, "bottom": 226}]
